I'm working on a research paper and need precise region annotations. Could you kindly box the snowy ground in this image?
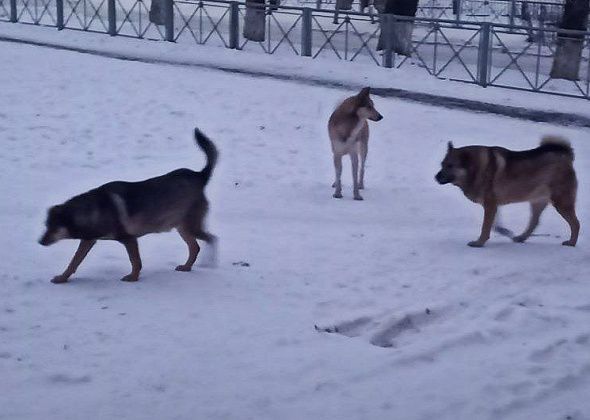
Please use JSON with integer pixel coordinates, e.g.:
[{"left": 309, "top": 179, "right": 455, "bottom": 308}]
[
  {"left": 2, "top": 0, "right": 588, "bottom": 99},
  {"left": 3, "top": 23, "right": 589, "bottom": 120},
  {"left": 1, "top": 40, "right": 589, "bottom": 420}
]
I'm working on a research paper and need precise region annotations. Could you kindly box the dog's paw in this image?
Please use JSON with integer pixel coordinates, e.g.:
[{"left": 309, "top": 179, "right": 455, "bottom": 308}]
[
  {"left": 353, "top": 195, "right": 364, "bottom": 201},
  {"left": 562, "top": 240, "right": 576, "bottom": 247},
  {"left": 175, "top": 265, "right": 192, "bottom": 272},
  {"left": 51, "top": 275, "right": 68, "bottom": 284},
  {"left": 467, "top": 240, "right": 485, "bottom": 248},
  {"left": 333, "top": 192, "right": 343, "bottom": 199},
  {"left": 120, "top": 274, "right": 139, "bottom": 282},
  {"left": 512, "top": 235, "right": 527, "bottom": 243},
  {"left": 359, "top": 183, "right": 365, "bottom": 190}
]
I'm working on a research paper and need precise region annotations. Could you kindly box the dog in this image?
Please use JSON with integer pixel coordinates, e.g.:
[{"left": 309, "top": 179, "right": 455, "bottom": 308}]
[
  {"left": 328, "top": 87, "right": 383, "bottom": 200},
  {"left": 435, "top": 135, "right": 579, "bottom": 247},
  {"left": 39, "top": 128, "right": 218, "bottom": 283}
]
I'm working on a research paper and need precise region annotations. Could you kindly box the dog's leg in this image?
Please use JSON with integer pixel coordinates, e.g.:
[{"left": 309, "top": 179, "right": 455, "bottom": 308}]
[
  {"left": 469, "top": 201, "right": 497, "bottom": 247},
  {"left": 176, "top": 228, "right": 201, "bottom": 272},
  {"left": 51, "top": 239, "right": 96, "bottom": 284},
  {"left": 350, "top": 152, "right": 363, "bottom": 201},
  {"left": 120, "top": 238, "right": 142, "bottom": 281},
  {"left": 333, "top": 154, "right": 343, "bottom": 199},
  {"left": 196, "top": 230, "right": 218, "bottom": 268},
  {"left": 552, "top": 199, "right": 580, "bottom": 247},
  {"left": 359, "top": 140, "right": 368, "bottom": 190},
  {"left": 513, "top": 200, "right": 548, "bottom": 243}
]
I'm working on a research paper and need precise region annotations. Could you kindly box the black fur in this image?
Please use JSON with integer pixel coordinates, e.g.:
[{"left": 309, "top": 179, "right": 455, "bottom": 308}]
[
  {"left": 40, "top": 128, "right": 218, "bottom": 245},
  {"left": 195, "top": 128, "right": 218, "bottom": 183},
  {"left": 501, "top": 142, "right": 574, "bottom": 161}
]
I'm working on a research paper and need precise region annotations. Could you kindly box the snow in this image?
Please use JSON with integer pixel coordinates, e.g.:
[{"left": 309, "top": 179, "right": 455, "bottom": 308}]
[
  {"left": 1, "top": 23, "right": 589, "bottom": 119},
  {"left": 1, "top": 39, "right": 590, "bottom": 420}
]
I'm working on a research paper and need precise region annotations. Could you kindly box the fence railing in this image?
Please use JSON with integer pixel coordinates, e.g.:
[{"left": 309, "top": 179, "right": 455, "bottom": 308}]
[{"left": 1, "top": 0, "right": 588, "bottom": 99}]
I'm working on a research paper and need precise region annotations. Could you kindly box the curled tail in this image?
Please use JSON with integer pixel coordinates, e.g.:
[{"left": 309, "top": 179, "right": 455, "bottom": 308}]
[
  {"left": 540, "top": 135, "right": 574, "bottom": 161},
  {"left": 194, "top": 128, "right": 218, "bottom": 184}
]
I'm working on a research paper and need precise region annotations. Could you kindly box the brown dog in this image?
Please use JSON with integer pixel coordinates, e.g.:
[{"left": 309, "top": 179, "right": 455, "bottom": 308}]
[
  {"left": 435, "top": 136, "right": 579, "bottom": 247},
  {"left": 328, "top": 87, "right": 383, "bottom": 200}
]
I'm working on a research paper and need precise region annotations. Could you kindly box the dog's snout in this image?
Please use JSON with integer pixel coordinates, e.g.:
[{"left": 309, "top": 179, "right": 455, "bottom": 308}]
[
  {"left": 39, "top": 233, "right": 53, "bottom": 246},
  {"left": 376, "top": 114, "right": 383, "bottom": 121},
  {"left": 435, "top": 171, "right": 445, "bottom": 184}
]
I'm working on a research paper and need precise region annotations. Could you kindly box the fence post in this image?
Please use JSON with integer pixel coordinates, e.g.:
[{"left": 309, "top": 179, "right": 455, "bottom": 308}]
[
  {"left": 9, "top": 0, "right": 17, "bottom": 22},
  {"left": 228, "top": 1, "right": 239, "bottom": 49},
  {"left": 477, "top": 22, "right": 491, "bottom": 87},
  {"left": 108, "top": 0, "right": 116, "bottom": 35},
  {"left": 381, "top": 14, "right": 393, "bottom": 68},
  {"left": 56, "top": 0, "right": 64, "bottom": 29},
  {"left": 301, "top": 7, "right": 312, "bottom": 57},
  {"left": 164, "top": 0, "right": 174, "bottom": 41}
]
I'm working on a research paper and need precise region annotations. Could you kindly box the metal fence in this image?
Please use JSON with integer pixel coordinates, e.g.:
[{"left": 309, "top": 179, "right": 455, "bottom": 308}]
[{"left": 1, "top": 0, "right": 588, "bottom": 99}]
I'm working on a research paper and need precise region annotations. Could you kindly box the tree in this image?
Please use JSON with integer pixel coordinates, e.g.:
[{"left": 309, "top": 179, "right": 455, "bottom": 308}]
[
  {"left": 149, "top": 0, "right": 165, "bottom": 25},
  {"left": 377, "top": 0, "right": 419, "bottom": 56},
  {"left": 243, "top": 0, "right": 266, "bottom": 41},
  {"left": 550, "top": 0, "right": 589, "bottom": 81}
]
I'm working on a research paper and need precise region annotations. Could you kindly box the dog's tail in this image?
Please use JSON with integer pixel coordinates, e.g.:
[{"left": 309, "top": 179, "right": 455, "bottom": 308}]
[
  {"left": 493, "top": 210, "right": 514, "bottom": 240},
  {"left": 540, "top": 135, "right": 574, "bottom": 161},
  {"left": 194, "top": 128, "right": 218, "bottom": 184}
]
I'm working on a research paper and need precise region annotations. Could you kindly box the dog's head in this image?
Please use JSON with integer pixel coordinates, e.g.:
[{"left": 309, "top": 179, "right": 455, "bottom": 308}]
[
  {"left": 39, "top": 205, "right": 72, "bottom": 246},
  {"left": 356, "top": 87, "right": 383, "bottom": 122},
  {"left": 435, "top": 141, "right": 468, "bottom": 186}
]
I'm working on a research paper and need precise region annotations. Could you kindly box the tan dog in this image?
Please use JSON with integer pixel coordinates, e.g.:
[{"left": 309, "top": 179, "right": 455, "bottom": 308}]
[
  {"left": 328, "top": 87, "right": 383, "bottom": 200},
  {"left": 435, "top": 136, "right": 579, "bottom": 247}
]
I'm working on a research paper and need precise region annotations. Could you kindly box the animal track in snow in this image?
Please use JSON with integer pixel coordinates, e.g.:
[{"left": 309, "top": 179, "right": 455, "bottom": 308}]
[{"left": 316, "top": 307, "right": 450, "bottom": 348}]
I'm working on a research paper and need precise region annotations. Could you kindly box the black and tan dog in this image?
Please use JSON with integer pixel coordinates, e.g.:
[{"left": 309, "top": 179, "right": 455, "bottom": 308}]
[
  {"left": 39, "top": 128, "right": 218, "bottom": 283},
  {"left": 435, "top": 136, "right": 579, "bottom": 247}
]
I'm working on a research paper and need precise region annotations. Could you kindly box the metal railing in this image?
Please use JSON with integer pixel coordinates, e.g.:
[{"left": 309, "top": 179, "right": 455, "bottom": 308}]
[{"left": 2, "top": 0, "right": 588, "bottom": 99}]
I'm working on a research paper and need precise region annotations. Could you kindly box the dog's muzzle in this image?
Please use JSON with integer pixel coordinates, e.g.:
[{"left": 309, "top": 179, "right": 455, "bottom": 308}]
[
  {"left": 372, "top": 113, "right": 383, "bottom": 122},
  {"left": 435, "top": 171, "right": 452, "bottom": 185},
  {"left": 38, "top": 233, "right": 56, "bottom": 246}
]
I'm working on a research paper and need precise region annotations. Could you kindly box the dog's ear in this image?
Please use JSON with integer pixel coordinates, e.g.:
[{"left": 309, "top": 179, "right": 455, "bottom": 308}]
[
  {"left": 358, "top": 87, "right": 371, "bottom": 98},
  {"left": 447, "top": 141, "right": 454, "bottom": 151}
]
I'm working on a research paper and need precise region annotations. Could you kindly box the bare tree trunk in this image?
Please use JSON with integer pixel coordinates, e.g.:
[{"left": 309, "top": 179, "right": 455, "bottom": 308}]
[
  {"left": 243, "top": 0, "right": 266, "bottom": 42},
  {"left": 336, "top": 0, "right": 354, "bottom": 11},
  {"left": 550, "top": 0, "right": 589, "bottom": 81},
  {"left": 149, "top": 0, "right": 165, "bottom": 25},
  {"left": 377, "top": 0, "right": 419, "bottom": 56}
]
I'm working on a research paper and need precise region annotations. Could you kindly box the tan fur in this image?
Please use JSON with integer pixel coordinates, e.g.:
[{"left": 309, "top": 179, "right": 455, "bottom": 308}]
[
  {"left": 435, "top": 137, "right": 579, "bottom": 247},
  {"left": 328, "top": 87, "right": 382, "bottom": 200}
]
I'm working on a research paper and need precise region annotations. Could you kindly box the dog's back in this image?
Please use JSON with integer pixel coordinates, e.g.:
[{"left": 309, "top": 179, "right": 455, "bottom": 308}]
[{"left": 328, "top": 96, "right": 368, "bottom": 145}]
